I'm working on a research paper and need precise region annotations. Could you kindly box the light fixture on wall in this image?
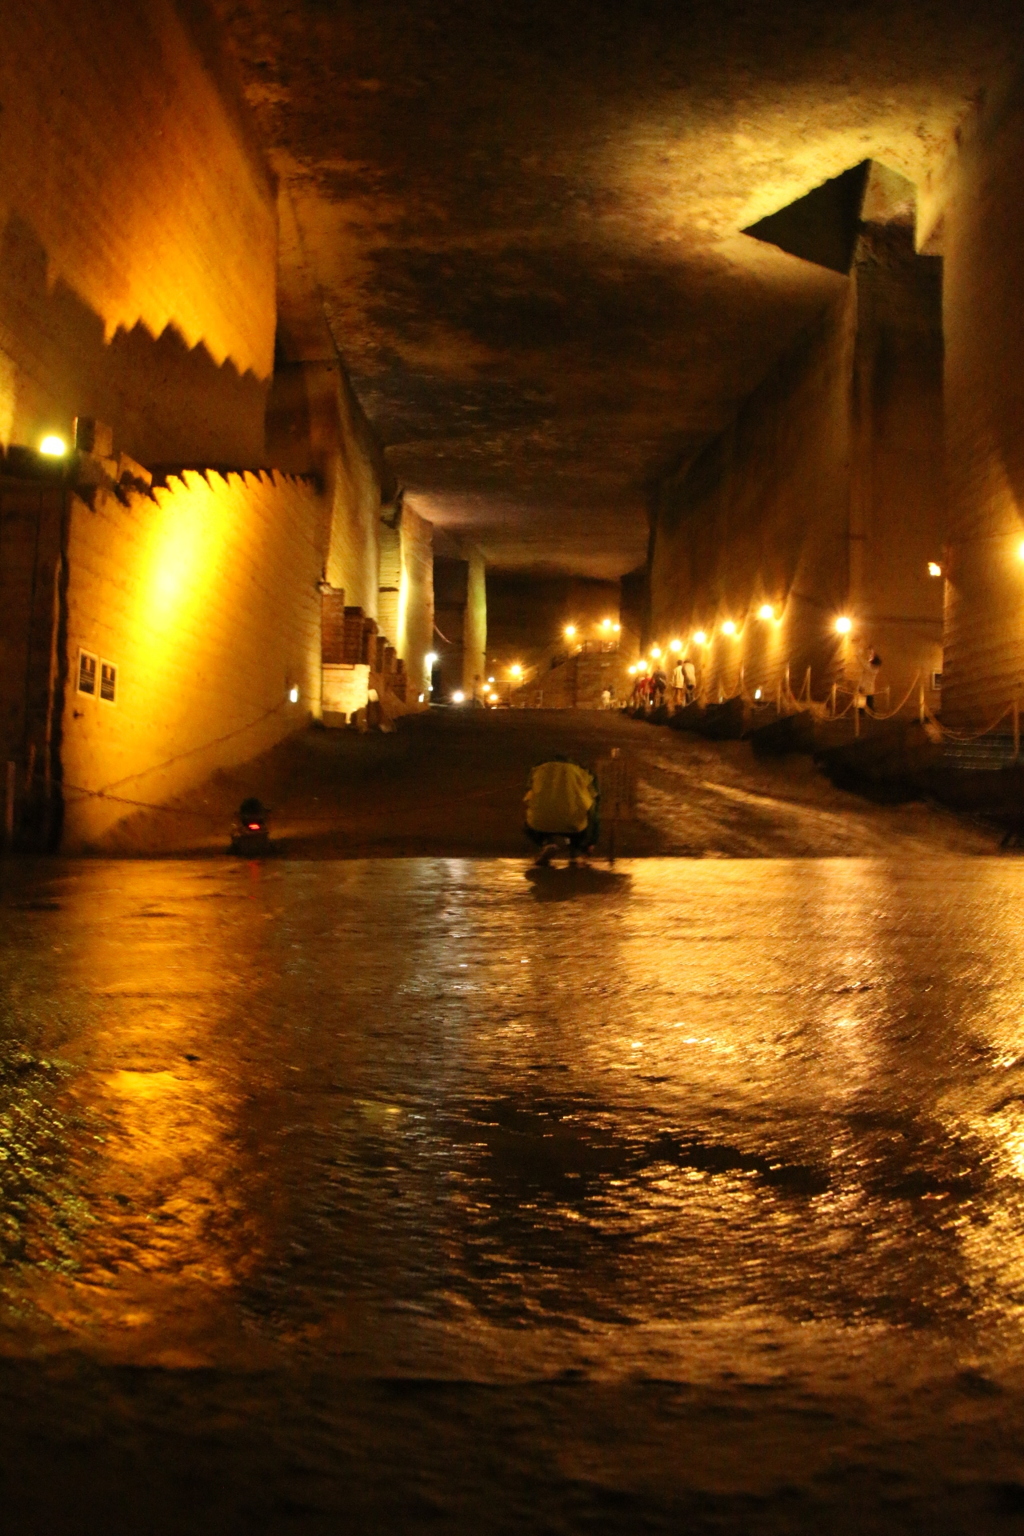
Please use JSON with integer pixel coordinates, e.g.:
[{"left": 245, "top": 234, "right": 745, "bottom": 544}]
[
  {"left": 835, "top": 615, "right": 852, "bottom": 634},
  {"left": 425, "top": 651, "right": 438, "bottom": 669},
  {"left": 509, "top": 663, "right": 523, "bottom": 678},
  {"left": 452, "top": 690, "right": 465, "bottom": 703},
  {"left": 693, "top": 630, "right": 707, "bottom": 646},
  {"left": 927, "top": 562, "right": 942, "bottom": 577},
  {"left": 721, "top": 620, "right": 737, "bottom": 636},
  {"left": 288, "top": 685, "right": 299, "bottom": 703},
  {"left": 757, "top": 604, "right": 775, "bottom": 620},
  {"left": 564, "top": 624, "right": 577, "bottom": 640},
  {"left": 650, "top": 645, "right": 662, "bottom": 659},
  {"left": 669, "top": 638, "right": 683, "bottom": 652},
  {"left": 39, "top": 434, "right": 67, "bottom": 457}
]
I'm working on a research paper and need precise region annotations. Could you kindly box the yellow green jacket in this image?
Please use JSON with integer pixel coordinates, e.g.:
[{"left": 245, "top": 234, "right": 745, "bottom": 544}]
[{"left": 524, "top": 761, "right": 596, "bottom": 833}]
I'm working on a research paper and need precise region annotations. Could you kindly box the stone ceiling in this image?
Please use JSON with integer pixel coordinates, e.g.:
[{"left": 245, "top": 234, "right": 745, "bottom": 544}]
[{"left": 214, "top": 0, "right": 1019, "bottom": 579}]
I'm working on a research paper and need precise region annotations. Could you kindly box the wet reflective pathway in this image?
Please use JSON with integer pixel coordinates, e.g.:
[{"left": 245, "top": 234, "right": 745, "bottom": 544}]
[{"left": 2, "top": 856, "right": 1024, "bottom": 1532}]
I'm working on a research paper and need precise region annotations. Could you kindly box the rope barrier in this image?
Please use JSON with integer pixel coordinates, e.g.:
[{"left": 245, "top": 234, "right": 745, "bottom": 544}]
[{"left": 864, "top": 672, "right": 922, "bottom": 722}]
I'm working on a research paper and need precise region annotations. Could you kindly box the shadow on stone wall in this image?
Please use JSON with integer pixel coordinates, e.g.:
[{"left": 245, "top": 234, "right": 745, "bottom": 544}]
[{"left": 0, "top": 214, "right": 268, "bottom": 467}]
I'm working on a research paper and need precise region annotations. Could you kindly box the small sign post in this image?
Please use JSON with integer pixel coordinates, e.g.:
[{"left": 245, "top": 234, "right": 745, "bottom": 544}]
[{"left": 597, "top": 748, "right": 635, "bottom": 865}]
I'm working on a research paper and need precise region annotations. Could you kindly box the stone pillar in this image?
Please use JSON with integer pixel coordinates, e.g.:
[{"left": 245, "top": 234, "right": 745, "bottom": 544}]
[{"left": 462, "top": 548, "right": 487, "bottom": 693}]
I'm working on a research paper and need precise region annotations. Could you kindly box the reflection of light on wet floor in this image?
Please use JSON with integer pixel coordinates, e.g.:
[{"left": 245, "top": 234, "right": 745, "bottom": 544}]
[{"left": 3, "top": 855, "right": 1024, "bottom": 1396}]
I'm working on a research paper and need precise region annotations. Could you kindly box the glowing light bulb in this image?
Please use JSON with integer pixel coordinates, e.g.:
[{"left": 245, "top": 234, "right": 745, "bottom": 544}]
[
  {"left": 754, "top": 688, "right": 763, "bottom": 700},
  {"left": 510, "top": 664, "right": 522, "bottom": 678},
  {"left": 693, "top": 631, "right": 707, "bottom": 646},
  {"left": 835, "top": 615, "right": 852, "bottom": 635},
  {"left": 669, "top": 638, "right": 682, "bottom": 652},
  {"left": 39, "top": 435, "right": 66, "bottom": 457},
  {"left": 928, "top": 562, "right": 942, "bottom": 578},
  {"left": 650, "top": 645, "right": 662, "bottom": 659},
  {"left": 601, "top": 618, "right": 613, "bottom": 630},
  {"left": 721, "top": 620, "right": 736, "bottom": 636},
  {"left": 288, "top": 685, "right": 299, "bottom": 703},
  {"left": 487, "top": 676, "right": 495, "bottom": 683},
  {"left": 452, "top": 690, "right": 465, "bottom": 703},
  {"left": 564, "top": 624, "right": 577, "bottom": 640},
  {"left": 758, "top": 604, "right": 775, "bottom": 621},
  {"left": 425, "top": 651, "right": 438, "bottom": 669}
]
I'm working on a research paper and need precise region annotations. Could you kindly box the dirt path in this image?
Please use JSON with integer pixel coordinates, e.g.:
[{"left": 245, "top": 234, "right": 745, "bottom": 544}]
[{"left": 96, "top": 708, "right": 997, "bottom": 858}]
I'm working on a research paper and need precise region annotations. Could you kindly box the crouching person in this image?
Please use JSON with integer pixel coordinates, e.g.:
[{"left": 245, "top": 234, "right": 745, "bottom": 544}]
[{"left": 524, "top": 757, "right": 599, "bottom": 866}]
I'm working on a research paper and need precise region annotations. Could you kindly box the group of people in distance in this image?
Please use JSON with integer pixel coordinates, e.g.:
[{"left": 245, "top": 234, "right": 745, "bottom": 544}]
[
  {"left": 628, "top": 648, "right": 885, "bottom": 715},
  {"left": 629, "top": 655, "right": 698, "bottom": 711}
]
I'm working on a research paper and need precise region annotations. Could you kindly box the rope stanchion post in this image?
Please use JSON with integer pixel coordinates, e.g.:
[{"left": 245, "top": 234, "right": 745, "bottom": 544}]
[
  {"left": 919, "top": 681, "right": 925, "bottom": 724},
  {"left": 803, "top": 666, "right": 811, "bottom": 703},
  {"left": 830, "top": 682, "right": 837, "bottom": 719},
  {"left": 854, "top": 695, "right": 860, "bottom": 738}
]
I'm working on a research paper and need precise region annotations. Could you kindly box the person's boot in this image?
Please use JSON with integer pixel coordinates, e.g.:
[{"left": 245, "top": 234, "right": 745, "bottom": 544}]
[{"left": 534, "top": 843, "right": 555, "bottom": 867}]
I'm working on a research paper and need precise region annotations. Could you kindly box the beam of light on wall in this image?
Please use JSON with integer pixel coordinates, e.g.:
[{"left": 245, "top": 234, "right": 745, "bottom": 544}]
[{"left": 147, "top": 473, "right": 235, "bottom": 627}]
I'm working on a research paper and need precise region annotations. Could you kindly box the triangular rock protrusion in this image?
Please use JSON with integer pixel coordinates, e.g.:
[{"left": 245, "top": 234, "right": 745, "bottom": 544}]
[{"left": 743, "top": 161, "right": 873, "bottom": 274}]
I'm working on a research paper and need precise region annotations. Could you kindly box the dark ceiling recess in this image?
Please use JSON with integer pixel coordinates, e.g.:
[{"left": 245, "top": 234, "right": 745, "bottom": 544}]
[{"left": 742, "top": 162, "right": 872, "bottom": 275}]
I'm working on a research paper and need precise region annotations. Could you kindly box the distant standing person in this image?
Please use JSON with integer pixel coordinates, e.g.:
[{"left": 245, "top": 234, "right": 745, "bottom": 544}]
[
  {"left": 671, "top": 659, "right": 685, "bottom": 707},
  {"left": 859, "top": 649, "right": 882, "bottom": 713},
  {"left": 683, "top": 657, "right": 697, "bottom": 704}
]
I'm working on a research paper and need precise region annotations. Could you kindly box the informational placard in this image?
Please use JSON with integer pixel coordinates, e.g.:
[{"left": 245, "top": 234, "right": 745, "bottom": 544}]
[
  {"left": 77, "top": 650, "right": 97, "bottom": 697},
  {"left": 99, "top": 660, "right": 117, "bottom": 704}
]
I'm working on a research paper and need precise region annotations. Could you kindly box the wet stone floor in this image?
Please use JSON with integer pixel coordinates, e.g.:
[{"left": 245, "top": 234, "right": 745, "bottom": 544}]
[{"left": 2, "top": 855, "right": 1024, "bottom": 1533}]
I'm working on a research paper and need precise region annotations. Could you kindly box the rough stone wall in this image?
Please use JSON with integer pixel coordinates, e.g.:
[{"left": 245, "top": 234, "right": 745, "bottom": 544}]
[
  {"left": 941, "top": 73, "right": 1024, "bottom": 727},
  {"left": 266, "top": 359, "right": 386, "bottom": 616},
  {"left": 60, "top": 469, "right": 326, "bottom": 848},
  {"left": 0, "top": 476, "right": 66, "bottom": 840},
  {"left": 377, "top": 514, "right": 402, "bottom": 648},
  {"left": 531, "top": 651, "right": 633, "bottom": 709},
  {"left": 486, "top": 573, "right": 621, "bottom": 669},
  {"left": 649, "top": 221, "right": 945, "bottom": 713},
  {"left": 849, "top": 223, "right": 945, "bottom": 708},
  {"left": 0, "top": 0, "right": 276, "bottom": 466},
  {"left": 649, "top": 291, "right": 856, "bottom": 704},
  {"left": 433, "top": 557, "right": 468, "bottom": 698}
]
